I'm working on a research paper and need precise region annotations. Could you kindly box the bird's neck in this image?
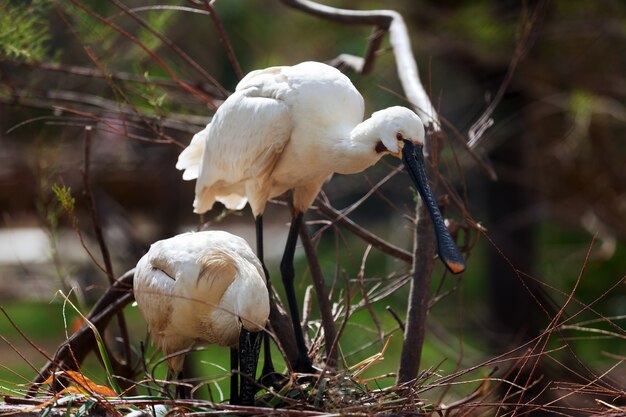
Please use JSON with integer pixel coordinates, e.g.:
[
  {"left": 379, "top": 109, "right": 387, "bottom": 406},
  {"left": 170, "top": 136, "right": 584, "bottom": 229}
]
[{"left": 332, "top": 121, "right": 381, "bottom": 175}]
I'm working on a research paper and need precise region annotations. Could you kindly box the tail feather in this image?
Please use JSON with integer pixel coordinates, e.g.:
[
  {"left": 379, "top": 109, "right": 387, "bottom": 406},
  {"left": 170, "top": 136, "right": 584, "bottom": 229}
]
[{"left": 176, "top": 125, "right": 209, "bottom": 181}]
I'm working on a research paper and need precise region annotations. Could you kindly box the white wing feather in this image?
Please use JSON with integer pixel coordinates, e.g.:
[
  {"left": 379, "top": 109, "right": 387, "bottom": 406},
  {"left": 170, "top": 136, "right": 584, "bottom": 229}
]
[
  {"left": 176, "top": 125, "right": 208, "bottom": 181},
  {"left": 192, "top": 70, "right": 293, "bottom": 215}
]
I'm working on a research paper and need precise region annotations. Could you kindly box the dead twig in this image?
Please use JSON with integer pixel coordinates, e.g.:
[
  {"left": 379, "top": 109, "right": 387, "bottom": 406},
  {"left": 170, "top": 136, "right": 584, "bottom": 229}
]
[
  {"left": 81, "top": 126, "right": 133, "bottom": 377},
  {"left": 109, "top": 0, "right": 229, "bottom": 99},
  {"left": 199, "top": 0, "right": 243, "bottom": 80},
  {"left": 314, "top": 197, "right": 412, "bottom": 263}
]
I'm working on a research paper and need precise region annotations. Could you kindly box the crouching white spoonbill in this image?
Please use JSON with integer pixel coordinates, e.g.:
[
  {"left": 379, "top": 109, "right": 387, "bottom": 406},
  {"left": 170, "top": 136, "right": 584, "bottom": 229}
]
[
  {"left": 133, "top": 231, "right": 269, "bottom": 405},
  {"left": 176, "top": 61, "right": 466, "bottom": 373}
]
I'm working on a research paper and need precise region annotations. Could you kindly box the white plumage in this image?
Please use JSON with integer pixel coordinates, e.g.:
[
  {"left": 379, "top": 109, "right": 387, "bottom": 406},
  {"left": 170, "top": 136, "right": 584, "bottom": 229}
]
[
  {"left": 175, "top": 61, "right": 465, "bottom": 374},
  {"left": 133, "top": 231, "right": 269, "bottom": 374},
  {"left": 176, "top": 61, "right": 425, "bottom": 217}
]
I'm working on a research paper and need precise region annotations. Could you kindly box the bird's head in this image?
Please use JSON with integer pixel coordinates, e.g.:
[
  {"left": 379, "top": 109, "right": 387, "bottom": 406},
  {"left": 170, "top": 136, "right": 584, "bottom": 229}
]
[
  {"left": 369, "top": 106, "right": 425, "bottom": 157},
  {"left": 366, "top": 106, "right": 466, "bottom": 275}
]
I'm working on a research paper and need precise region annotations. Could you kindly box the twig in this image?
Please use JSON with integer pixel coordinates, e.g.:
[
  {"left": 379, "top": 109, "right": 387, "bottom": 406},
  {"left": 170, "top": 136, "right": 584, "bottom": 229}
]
[
  {"left": 200, "top": 0, "right": 243, "bottom": 80},
  {"left": 67, "top": 0, "right": 218, "bottom": 108},
  {"left": 81, "top": 127, "right": 115, "bottom": 285},
  {"left": 357, "top": 245, "right": 383, "bottom": 344},
  {"left": 109, "top": 0, "right": 229, "bottom": 99},
  {"left": 385, "top": 306, "right": 405, "bottom": 332},
  {"left": 314, "top": 197, "right": 412, "bottom": 263},
  {"left": 53, "top": 5, "right": 189, "bottom": 144},
  {"left": 0, "top": 89, "right": 205, "bottom": 138},
  {"left": 81, "top": 126, "right": 133, "bottom": 374},
  {"left": 0, "top": 307, "right": 52, "bottom": 380},
  {"left": 0, "top": 58, "right": 224, "bottom": 97},
  {"left": 298, "top": 218, "right": 338, "bottom": 368},
  {"left": 311, "top": 270, "right": 352, "bottom": 397},
  {"left": 467, "top": 1, "right": 547, "bottom": 149}
]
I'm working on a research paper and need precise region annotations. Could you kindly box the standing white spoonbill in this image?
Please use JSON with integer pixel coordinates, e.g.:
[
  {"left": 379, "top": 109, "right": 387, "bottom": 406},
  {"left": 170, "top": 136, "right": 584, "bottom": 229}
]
[
  {"left": 176, "top": 61, "right": 466, "bottom": 373},
  {"left": 133, "top": 231, "right": 269, "bottom": 405}
]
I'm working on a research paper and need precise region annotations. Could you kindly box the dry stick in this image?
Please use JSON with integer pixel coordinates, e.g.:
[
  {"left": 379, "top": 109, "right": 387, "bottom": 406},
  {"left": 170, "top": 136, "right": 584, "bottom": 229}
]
[
  {"left": 311, "top": 270, "right": 352, "bottom": 399},
  {"left": 357, "top": 245, "right": 383, "bottom": 344},
  {"left": 2, "top": 89, "right": 205, "bottom": 138},
  {"left": 0, "top": 307, "right": 53, "bottom": 379},
  {"left": 109, "top": 0, "right": 229, "bottom": 99},
  {"left": 82, "top": 127, "right": 115, "bottom": 286},
  {"left": 200, "top": 0, "right": 243, "bottom": 80},
  {"left": 0, "top": 58, "right": 214, "bottom": 93},
  {"left": 30, "top": 270, "right": 135, "bottom": 393},
  {"left": 385, "top": 306, "right": 405, "bottom": 332},
  {"left": 315, "top": 198, "right": 412, "bottom": 263},
  {"left": 510, "top": 238, "right": 596, "bottom": 413},
  {"left": 82, "top": 127, "right": 133, "bottom": 373},
  {"left": 298, "top": 222, "right": 337, "bottom": 368},
  {"left": 467, "top": 0, "right": 547, "bottom": 149}
]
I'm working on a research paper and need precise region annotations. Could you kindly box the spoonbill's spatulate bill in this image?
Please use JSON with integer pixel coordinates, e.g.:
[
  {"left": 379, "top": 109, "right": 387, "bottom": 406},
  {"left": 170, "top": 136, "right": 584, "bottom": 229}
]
[
  {"left": 133, "top": 231, "right": 269, "bottom": 405},
  {"left": 177, "top": 61, "right": 465, "bottom": 373}
]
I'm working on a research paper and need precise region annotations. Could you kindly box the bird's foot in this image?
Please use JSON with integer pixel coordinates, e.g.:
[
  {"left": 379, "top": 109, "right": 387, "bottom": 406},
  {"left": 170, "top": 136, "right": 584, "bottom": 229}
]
[
  {"left": 258, "top": 370, "right": 288, "bottom": 391},
  {"left": 293, "top": 355, "right": 319, "bottom": 376}
]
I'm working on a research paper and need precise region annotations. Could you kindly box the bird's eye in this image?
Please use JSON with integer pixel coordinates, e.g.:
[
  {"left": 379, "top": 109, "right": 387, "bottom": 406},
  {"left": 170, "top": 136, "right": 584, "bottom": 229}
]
[
  {"left": 375, "top": 140, "right": 387, "bottom": 154},
  {"left": 396, "top": 133, "right": 404, "bottom": 141}
]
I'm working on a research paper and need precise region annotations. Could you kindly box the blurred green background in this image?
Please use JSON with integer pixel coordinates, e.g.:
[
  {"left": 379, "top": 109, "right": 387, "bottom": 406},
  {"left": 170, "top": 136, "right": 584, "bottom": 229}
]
[{"left": 1, "top": 0, "right": 624, "bottom": 409}]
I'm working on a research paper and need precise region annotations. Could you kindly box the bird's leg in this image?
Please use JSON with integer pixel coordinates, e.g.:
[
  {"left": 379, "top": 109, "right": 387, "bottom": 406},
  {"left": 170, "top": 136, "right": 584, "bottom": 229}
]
[
  {"left": 254, "top": 215, "right": 282, "bottom": 387},
  {"left": 165, "top": 367, "right": 188, "bottom": 399},
  {"left": 239, "top": 328, "right": 263, "bottom": 406},
  {"left": 229, "top": 348, "right": 239, "bottom": 405},
  {"left": 255, "top": 215, "right": 270, "bottom": 280},
  {"left": 280, "top": 212, "right": 315, "bottom": 373}
]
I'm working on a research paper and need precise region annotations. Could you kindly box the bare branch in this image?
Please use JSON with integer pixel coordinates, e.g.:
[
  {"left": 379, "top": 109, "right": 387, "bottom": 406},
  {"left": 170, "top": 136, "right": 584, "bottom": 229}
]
[
  {"left": 298, "top": 219, "right": 337, "bottom": 368},
  {"left": 109, "top": 0, "right": 229, "bottom": 99},
  {"left": 67, "top": 0, "right": 218, "bottom": 109},
  {"left": 467, "top": 1, "right": 547, "bottom": 149},
  {"left": 314, "top": 198, "right": 412, "bottom": 263},
  {"left": 279, "top": 0, "right": 440, "bottom": 130},
  {"left": 200, "top": 1, "right": 243, "bottom": 80}
]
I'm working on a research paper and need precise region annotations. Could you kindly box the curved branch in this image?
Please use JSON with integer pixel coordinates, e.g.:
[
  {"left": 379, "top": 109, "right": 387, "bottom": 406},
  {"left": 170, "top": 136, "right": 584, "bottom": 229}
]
[
  {"left": 278, "top": 0, "right": 440, "bottom": 130},
  {"left": 30, "top": 270, "right": 135, "bottom": 394}
]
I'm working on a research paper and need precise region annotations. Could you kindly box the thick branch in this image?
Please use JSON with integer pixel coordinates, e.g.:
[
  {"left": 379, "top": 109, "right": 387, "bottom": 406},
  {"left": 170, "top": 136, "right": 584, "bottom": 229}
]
[
  {"left": 397, "top": 130, "right": 448, "bottom": 385},
  {"left": 30, "top": 270, "right": 135, "bottom": 393},
  {"left": 279, "top": 0, "right": 440, "bottom": 130}
]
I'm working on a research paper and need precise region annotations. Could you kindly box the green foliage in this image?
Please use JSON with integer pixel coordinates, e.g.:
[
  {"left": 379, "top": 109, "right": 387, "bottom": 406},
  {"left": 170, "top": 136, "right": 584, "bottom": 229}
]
[
  {"left": 51, "top": 183, "right": 76, "bottom": 216},
  {"left": 0, "top": 0, "right": 52, "bottom": 62},
  {"left": 138, "top": 71, "right": 169, "bottom": 114}
]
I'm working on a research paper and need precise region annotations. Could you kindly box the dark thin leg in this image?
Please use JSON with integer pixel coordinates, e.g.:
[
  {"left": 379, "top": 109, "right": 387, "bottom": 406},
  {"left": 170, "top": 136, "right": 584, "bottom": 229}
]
[
  {"left": 176, "top": 371, "right": 188, "bottom": 399},
  {"left": 280, "top": 212, "right": 314, "bottom": 373},
  {"left": 239, "top": 329, "right": 263, "bottom": 406},
  {"left": 230, "top": 348, "right": 239, "bottom": 405},
  {"left": 166, "top": 363, "right": 190, "bottom": 399},
  {"left": 255, "top": 215, "right": 270, "bottom": 280},
  {"left": 255, "top": 215, "right": 281, "bottom": 385}
]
